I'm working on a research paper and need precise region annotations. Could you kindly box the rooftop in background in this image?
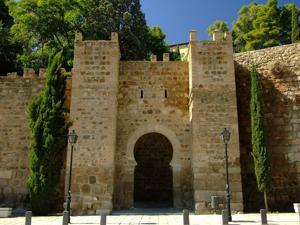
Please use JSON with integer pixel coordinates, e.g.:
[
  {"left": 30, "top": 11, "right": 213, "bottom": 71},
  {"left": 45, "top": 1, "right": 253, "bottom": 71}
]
[{"left": 168, "top": 42, "right": 189, "bottom": 48}]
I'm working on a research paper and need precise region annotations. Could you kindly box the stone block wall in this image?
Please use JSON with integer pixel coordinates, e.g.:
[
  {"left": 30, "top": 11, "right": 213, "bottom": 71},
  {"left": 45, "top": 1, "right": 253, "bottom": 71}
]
[
  {"left": 114, "top": 60, "right": 193, "bottom": 209},
  {"left": 189, "top": 31, "right": 243, "bottom": 213},
  {"left": 0, "top": 75, "right": 44, "bottom": 207},
  {"left": 1, "top": 31, "right": 299, "bottom": 215},
  {"left": 67, "top": 33, "right": 120, "bottom": 215},
  {"left": 235, "top": 43, "right": 300, "bottom": 211},
  {"left": 0, "top": 70, "right": 71, "bottom": 209}
]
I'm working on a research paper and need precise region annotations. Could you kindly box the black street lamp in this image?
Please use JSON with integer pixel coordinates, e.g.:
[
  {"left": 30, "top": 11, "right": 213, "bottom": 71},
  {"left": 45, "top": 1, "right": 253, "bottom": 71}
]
[
  {"left": 66, "top": 130, "right": 78, "bottom": 223},
  {"left": 221, "top": 128, "right": 232, "bottom": 222}
]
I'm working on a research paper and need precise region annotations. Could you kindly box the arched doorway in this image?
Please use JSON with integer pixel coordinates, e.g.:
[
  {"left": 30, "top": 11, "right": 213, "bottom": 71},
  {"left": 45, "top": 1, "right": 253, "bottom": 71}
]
[{"left": 134, "top": 132, "right": 173, "bottom": 208}]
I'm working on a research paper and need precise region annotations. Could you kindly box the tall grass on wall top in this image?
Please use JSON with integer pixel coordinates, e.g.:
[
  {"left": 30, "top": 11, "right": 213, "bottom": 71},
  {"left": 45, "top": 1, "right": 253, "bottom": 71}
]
[
  {"left": 250, "top": 64, "right": 272, "bottom": 211},
  {"left": 27, "top": 50, "right": 70, "bottom": 215}
]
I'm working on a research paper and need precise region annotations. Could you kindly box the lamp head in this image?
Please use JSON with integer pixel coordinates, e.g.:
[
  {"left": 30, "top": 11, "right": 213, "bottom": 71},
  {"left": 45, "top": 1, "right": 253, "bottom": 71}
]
[
  {"left": 221, "top": 128, "right": 231, "bottom": 144},
  {"left": 68, "top": 130, "right": 78, "bottom": 144}
]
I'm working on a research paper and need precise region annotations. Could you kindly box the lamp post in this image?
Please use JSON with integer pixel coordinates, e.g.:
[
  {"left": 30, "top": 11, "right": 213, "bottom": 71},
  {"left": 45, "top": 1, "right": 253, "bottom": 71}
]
[
  {"left": 66, "top": 130, "right": 78, "bottom": 223},
  {"left": 221, "top": 128, "right": 232, "bottom": 222}
]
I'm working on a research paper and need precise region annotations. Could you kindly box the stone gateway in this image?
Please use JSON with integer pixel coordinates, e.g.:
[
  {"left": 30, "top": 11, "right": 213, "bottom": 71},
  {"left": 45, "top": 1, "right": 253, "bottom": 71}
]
[{"left": 0, "top": 30, "right": 299, "bottom": 215}]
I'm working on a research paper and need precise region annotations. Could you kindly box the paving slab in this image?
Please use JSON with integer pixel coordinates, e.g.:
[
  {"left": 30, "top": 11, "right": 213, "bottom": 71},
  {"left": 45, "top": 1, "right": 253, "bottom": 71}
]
[{"left": 0, "top": 213, "right": 299, "bottom": 225}]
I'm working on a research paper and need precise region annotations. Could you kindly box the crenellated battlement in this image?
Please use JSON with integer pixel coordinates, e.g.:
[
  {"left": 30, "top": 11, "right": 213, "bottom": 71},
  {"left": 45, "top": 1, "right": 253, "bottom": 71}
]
[
  {"left": 1, "top": 67, "right": 72, "bottom": 79},
  {"left": 0, "top": 30, "right": 299, "bottom": 214},
  {"left": 3, "top": 68, "right": 47, "bottom": 79},
  {"left": 170, "top": 30, "right": 233, "bottom": 61}
]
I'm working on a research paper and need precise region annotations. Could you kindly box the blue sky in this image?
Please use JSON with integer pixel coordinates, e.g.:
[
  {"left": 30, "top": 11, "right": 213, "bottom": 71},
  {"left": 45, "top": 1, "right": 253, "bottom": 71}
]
[{"left": 140, "top": 0, "right": 300, "bottom": 44}]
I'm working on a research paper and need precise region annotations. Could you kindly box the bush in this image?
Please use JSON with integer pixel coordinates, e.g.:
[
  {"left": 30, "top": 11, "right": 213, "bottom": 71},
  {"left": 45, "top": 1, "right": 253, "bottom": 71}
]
[{"left": 27, "top": 50, "right": 70, "bottom": 215}]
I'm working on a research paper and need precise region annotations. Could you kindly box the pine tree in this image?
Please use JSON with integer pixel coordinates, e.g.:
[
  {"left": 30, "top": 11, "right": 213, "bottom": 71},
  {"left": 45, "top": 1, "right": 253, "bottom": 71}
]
[
  {"left": 81, "top": 0, "right": 116, "bottom": 40},
  {"left": 83, "top": 0, "right": 149, "bottom": 60},
  {"left": 245, "top": 0, "right": 281, "bottom": 50},
  {"left": 147, "top": 26, "right": 168, "bottom": 61},
  {"left": 291, "top": 4, "right": 299, "bottom": 43},
  {"left": 250, "top": 65, "right": 272, "bottom": 211},
  {"left": 117, "top": 0, "right": 149, "bottom": 60},
  {"left": 207, "top": 20, "right": 229, "bottom": 38},
  {"left": 27, "top": 50, "right": 70, "bottom": 215},
  {"left": 232, "top": 2, "right": 261, "bottom": 52}
]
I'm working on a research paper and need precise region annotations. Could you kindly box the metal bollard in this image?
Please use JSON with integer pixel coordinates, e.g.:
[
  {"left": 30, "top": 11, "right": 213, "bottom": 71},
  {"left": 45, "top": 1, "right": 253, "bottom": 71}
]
[
  {"left": 183, "top": 209, "right": 189, "bottom": 225},
  {"left": 25, "top": 211, "right": 32, "bottom": 225},
  {"left": 222, "top": 209, "right": 228, "bottom": 225},
  {"left": 62, "top": 211, "right": 69, "bottom": 225},
  {"left": 260, "top": 209, "right": 268, "bottom": 225},
  {"left": 211, "top": 196, "right": 219, "bottom": 210},
  {"left": 100, "top": 213, "right": 107, "bottom": 225}
]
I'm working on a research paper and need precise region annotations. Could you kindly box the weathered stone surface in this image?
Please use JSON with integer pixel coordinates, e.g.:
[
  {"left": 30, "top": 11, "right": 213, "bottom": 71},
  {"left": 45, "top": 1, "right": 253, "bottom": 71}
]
[
  {"left": 0, "top": 32, "right": 299, "bottom": 215},
  {"left": 189, "top": 31, "right": 243, "bottom": 214},
  {"left": 115, "top": 60, "right": 192, "bottom": 210},
  {"left": 89, "top": 176, "right": 96, "bottom": 184},
  {"left": 0, "top": 76, "right": 44, "bottom": 208},
  {"left": 0, "top": 75, "right": 70, "bottom": 209},
  {"left": 235, "top": 43, "right": 300, "bottom": 212},
  {"left": 81, "top": 184, "right": 91, "bottom": 194},
  {"left": 23, "top": 68, "right": 36, "bottom": 78},
  {"left": 67, "top": 34, "right": 120, "bottom": 215},
  {"left": 0, "top": 170, "right": 12, "bottom": 179}
]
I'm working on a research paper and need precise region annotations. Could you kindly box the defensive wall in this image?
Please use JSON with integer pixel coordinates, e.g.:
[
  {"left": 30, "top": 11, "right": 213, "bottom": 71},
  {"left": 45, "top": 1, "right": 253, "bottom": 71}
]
[
  {"left": 0, "top": 32, "right": 299, "bottom": 214},
  {"left": 235, "top": 43, "right": 300, "bottom": 211}
]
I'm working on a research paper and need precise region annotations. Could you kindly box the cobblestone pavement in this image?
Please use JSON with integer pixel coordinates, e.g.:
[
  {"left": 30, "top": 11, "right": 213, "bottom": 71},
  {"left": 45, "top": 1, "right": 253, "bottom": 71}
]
[{"left": 0, "top": 213, "right": 299, "bottom": 225}]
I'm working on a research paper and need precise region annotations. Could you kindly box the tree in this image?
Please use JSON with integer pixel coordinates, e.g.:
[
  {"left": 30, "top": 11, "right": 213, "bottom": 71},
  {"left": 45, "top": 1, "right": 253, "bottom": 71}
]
[
  {"left": 0, "top": 0, "right": 13, "bottom": 26},
  {"left": 207, "top": 20, "right": 229, "bottom": 38},
  {"left": 113, "top": 0, "right": 150, "bottom": 60},
  {"left": 170, "top": 45, "right": 181, "bottom": 61},
  {"left": 147, "top": 26, "right": 168, "bottom": 60},
  {"left": 8, "top": 0, "right": 166, "bottom": 65},
  {"left": 232, "top": 2, "right": 261, "bottom": 52},
  {"left": 7, "top": 0, "right": 82, "bottom": 70},
  {"left": 250, "top": 65, "right": 271, "bottom": 211},
  {"left": 232, "top": 2, "right": 298, "bottom": 52},
  {"left": 291, "top": 4, "right": 299, "bottom": 43},
  {"left": 278, "top": 4, "right": 293, "bottom": 45},
  {"left": 80, "top": 0, "right": 116, "bottom": 40},
  {"left": 244, "top": 0, "right": 281, "bottom": 50},
  {"left": 27, "top": 50, "right": 70, "bottom": 215},
  {"left": 0, "top": 0, "right": 22, "bottom": 75},
  {"left": 118, "top": 0, "right": 149, "bottom": 60},
  {"left": 73, "top": 0, "right": 150, "bottom": 60}
]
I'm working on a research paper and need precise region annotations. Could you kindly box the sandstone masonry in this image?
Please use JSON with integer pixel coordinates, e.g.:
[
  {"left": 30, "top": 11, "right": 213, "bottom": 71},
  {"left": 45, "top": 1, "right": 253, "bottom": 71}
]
[
  {"left": 189, "top": 31, "right": 243, "bottom": 213},
  {"left": 0, "top": 31, "right": 299, "bottom": 214},
  {"left": 0, "top": 73, "right": 44, "bottom": 207},
  {"left": 235, "top": 44, "right": 300, "bottom": 211}
]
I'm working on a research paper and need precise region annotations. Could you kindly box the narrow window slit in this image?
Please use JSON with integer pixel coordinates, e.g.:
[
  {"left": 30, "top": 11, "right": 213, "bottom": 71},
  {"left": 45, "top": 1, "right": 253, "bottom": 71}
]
[
  {"left": 141, "top": 90, "right": 144, "bottom": 99},
  {"left": 165, "top": 90, "right": 168, "bottom": 98}
]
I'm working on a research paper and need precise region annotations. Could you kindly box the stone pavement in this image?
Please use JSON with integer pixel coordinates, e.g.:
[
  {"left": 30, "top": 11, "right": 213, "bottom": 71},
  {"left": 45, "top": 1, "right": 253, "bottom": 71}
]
[{"left": 0, "top": 213, "right": 299, "bottom": 225}]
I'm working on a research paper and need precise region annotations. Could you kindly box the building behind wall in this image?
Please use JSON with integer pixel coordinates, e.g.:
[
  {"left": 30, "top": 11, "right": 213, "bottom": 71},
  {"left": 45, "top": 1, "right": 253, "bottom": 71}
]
[{"left": 0, "top": 30, "right": 299, "bottom": 214}]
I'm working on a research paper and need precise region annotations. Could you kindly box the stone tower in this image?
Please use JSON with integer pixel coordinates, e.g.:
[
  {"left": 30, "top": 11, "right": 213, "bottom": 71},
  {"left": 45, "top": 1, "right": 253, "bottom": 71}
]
[
  {"left": 1, "top": 30, "right": 298, "bottom": 214},
  {"left": 66, "top": 33, "right": 120, "bottom": 214},
  {"left": 66, "top": 30, "right": 244, "bottom": 214},
  {"left": 188, "top": 30, "right": 243, "bottom": 213}
]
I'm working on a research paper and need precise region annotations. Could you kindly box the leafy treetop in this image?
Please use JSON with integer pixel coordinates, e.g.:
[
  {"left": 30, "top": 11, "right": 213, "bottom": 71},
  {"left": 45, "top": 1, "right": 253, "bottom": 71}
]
[{"left": 207, "top": 20, "right": 229, "bottom": 37}]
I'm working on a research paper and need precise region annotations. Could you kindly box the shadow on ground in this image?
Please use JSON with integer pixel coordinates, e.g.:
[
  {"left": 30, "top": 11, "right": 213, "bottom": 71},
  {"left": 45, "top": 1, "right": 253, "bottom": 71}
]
[{"left": 112, "top": 208, "right": 183, "bottom": 215}]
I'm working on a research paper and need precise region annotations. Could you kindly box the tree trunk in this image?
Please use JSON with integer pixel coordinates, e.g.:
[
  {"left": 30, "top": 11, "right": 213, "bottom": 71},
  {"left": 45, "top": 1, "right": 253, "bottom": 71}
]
[{"left": 264, "top": 191, "right": 269, "bottom": 211}]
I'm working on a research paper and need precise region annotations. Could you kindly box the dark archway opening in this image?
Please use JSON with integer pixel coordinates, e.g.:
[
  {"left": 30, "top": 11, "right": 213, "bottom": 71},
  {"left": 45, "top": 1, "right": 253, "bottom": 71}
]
[{"left": 134, "top": 132, "right": 173, "bottom": 208}]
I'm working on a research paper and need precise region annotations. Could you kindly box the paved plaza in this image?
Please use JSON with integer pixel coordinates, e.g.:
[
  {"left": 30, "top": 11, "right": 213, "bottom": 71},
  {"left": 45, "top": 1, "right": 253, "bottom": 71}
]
[{"left": 0, "top": 212, "right": 299, "bottom": 225}]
